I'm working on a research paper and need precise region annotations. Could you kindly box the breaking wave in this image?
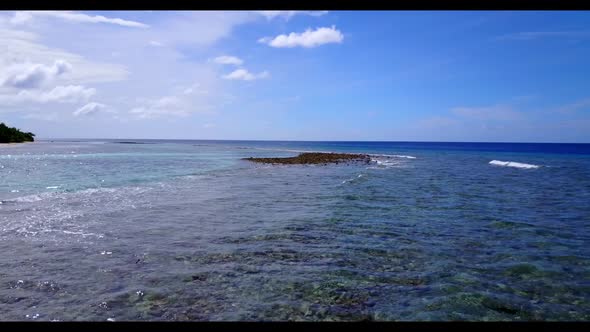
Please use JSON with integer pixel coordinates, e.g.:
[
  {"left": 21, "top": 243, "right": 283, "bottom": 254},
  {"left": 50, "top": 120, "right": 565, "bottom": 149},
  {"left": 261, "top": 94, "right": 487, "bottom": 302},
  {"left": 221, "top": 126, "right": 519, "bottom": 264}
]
[
  {"left": 370, "top": 154, "right": 417, "bottom": 159},
  {"left": 342, "top": 173, "right": 366, "bottom": 184},
  {"left": 489, "top": 160, "right": 540, "bottom": 169}
]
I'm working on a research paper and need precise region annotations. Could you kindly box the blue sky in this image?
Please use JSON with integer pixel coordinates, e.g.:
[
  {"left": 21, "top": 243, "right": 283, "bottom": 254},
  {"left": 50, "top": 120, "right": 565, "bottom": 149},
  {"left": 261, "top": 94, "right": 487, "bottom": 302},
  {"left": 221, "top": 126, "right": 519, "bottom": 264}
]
[{"left": 0, "top": 10, "right": 589, "bottom": 142}]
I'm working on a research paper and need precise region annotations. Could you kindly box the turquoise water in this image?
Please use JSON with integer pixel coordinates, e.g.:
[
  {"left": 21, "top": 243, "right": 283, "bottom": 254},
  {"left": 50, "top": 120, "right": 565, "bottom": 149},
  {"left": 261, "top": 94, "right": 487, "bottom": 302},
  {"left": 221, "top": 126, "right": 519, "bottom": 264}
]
[{"left": 0, "top": 140, "right": 589, "bottom": 321}]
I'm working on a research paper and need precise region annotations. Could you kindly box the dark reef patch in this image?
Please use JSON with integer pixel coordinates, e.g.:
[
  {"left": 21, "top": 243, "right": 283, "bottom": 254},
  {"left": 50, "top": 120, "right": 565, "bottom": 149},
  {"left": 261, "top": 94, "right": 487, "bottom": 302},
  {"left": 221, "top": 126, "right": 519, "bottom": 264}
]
[{"left": 243, "top": 152, "right": 371, "bottom": 165}]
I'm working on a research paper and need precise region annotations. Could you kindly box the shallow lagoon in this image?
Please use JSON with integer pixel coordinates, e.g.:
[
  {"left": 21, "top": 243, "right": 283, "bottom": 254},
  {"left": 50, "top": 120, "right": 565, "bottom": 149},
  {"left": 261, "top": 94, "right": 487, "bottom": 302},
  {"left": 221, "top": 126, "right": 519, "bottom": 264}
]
[{"left": 1, "top": 140, "right": 589, "bottom": 321}]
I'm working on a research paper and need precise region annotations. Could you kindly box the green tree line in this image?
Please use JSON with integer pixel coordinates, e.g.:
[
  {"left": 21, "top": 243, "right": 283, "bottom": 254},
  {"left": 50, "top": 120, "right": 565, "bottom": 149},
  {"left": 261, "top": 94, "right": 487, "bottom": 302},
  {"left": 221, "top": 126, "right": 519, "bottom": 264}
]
[{"left": 0, "top": 122, "right": 35, "bottom": 143}]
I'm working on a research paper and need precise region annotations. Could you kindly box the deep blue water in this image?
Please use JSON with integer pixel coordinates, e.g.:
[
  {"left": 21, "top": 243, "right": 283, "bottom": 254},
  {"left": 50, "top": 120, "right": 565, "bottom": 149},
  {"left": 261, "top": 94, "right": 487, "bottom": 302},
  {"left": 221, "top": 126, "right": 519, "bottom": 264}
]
[
  {"left": 1, "top": 140, "right": 589, "bottom": 321},
  {"left": 51, "top": 139, "right": 590, "bottom": 155}
]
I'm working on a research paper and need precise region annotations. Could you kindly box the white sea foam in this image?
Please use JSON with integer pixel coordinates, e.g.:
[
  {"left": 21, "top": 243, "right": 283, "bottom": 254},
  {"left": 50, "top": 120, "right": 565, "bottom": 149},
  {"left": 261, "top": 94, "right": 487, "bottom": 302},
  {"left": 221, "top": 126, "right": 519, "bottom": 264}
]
[
  {"left": 370, "top": 153, "right": 416, "bottom": 159},
  {"left": 1, "top": 185, "right": 147, "bottom": 242},
  {"left": 369, "top": 157, "right": 405, "bottom": 169},
  {"left": 13, "top": 192, "right": 55, "bottom": 203},
  {"left": 8, "top": 186, "right": 135, "bottom": 204},
  {"left": 342, "top": 173, "right": 366, "bottom": 184},
  {"left": 489, "top": 160, "right": 539, "bottom": 169},
  {"left": 182, "top": 175, "right": 207, "bottom": 180},
  {"left": 78, "top": 187, "right": 118, "bottom": 195},
  {"left": 63, "top": 230, "right": 103, "bottom": 238}
]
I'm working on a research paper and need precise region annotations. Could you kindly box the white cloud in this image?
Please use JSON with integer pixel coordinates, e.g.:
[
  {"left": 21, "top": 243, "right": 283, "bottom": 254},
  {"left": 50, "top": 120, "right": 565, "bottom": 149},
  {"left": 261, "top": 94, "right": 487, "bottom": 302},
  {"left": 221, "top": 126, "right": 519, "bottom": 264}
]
[
  {"left": 143, "top": 11, "right": 257, "bottom": 47},
  {"left": 9, "top": 12, "right": 34, "bottom": 25},
  {"left": 0, "top": 27, "right": 37, "bottom": 41},
  {"left": 222, "top": 69, "right": 269, "bottom": 81},
  {"left": 73, "top": 102, "right": 108, "bottom": 116},
  {"left": 128, "top": 79, "right": 219, "bottom": 120},
  {"left": 258, "top": 26, "right": 343, "bottom": 48},
  {"left": 10, "top": 11, "right": 149, "bottom": 28},
  {"left": 213, "top": 55, "right": 243, "bottom": 66},
  {"left": 0, "top": 11, "right": 263, "bottom": 133},
  {"left": 0, "top": 28, "right": 128, "bottom": 84},
  {"left": 42, "top": 85, "right": 95, "bottom": 103},
  {"left": 148, "top": 40, "right": 164, "bottom": 47},
  {"left": 255, "top": 11, "right": 328, "bottom": 20},
  {"left": 0, "top": 60, "right": 71, "bottom": 89},
  {"left": 0, "top": 85, "right": 95, "bottom": 105}
]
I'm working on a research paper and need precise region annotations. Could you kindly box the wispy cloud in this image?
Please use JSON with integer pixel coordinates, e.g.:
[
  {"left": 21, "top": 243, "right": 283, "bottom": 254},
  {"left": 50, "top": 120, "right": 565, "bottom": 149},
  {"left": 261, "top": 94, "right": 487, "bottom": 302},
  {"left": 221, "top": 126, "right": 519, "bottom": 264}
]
[
  {"left": 255, "top": 11, "right": 328, "bottom": 20},
  {"left": 555, "top": 98, "right": 590, "bottom": 114},
  {"left": 22, "top": 112, "right": 60, "bottom": 122},
  {"left": 259, "top": 26, "right": 344, "bottom": 48},
  {"left": 496, "top": 30, "right": 590, "bottom": 41},
  {"left": 182, "top": 83, "right": 208, "bottom": 95},
  {"left": 415, "top": 115, "right": 460, "bottom": 129},
  {"left": 73, "top": 102, "right": 109, "bottom": 116},
  {"left": 451, "top": 104, "right": 522, "bottom": 121},
  {"left": 0, "top": 85, "right": 95, "bottom": 105},
  {"left": 129, "top": 81, "right": 216, "bottom": 119},
  {"left": 10, "top": 11, "right": 149, "bottom": 28},
  {"left": 409, "top": 101, "right": 527, "bottom": 138},
  {"left": 130, "top": 96, "right": 189, "bottom": 119},
  {"left": 222, "top": 69, "right": 269, "bottom": 81},
  {"left": 148, "top": 41, "right": 164, "bottom": 47},
  {"left": 213, "top": 55, "right": 243, "bottom": 66}
]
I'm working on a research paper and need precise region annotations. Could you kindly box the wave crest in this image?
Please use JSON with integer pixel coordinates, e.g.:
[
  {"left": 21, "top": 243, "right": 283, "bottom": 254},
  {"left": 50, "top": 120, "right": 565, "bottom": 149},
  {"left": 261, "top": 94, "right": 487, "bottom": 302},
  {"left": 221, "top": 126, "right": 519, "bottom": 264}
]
[
  {"left": 370, "top": 154, "right": 416, "bottom": 159},
  {"left": 489, "top": 160, "right": 539, "bottom": 169}
]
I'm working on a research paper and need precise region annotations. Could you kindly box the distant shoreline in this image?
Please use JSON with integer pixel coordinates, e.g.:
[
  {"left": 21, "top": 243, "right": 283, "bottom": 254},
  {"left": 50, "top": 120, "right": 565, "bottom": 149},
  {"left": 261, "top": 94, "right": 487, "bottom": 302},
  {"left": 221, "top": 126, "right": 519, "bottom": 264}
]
[{"left": 0, "top": 142, "right": 35, "bottom": 147}]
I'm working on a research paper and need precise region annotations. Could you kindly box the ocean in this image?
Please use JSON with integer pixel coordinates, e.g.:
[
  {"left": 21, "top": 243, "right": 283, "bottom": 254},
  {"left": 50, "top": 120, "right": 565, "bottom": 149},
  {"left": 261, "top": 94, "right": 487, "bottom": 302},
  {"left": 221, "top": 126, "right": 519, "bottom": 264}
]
[{"left": 1, "top": 139, "right": 589, "bottom": 321}]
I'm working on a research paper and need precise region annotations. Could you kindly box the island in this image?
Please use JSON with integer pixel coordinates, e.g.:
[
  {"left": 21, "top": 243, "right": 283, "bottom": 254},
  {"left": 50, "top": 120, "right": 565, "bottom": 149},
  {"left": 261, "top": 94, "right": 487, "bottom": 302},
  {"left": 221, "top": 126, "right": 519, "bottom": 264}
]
[
  {"left": 0, "top": 122, "right": 35, "bottom": 143},
  {"left": 243, "top": 152, "right": 371, "bottom": 165}
]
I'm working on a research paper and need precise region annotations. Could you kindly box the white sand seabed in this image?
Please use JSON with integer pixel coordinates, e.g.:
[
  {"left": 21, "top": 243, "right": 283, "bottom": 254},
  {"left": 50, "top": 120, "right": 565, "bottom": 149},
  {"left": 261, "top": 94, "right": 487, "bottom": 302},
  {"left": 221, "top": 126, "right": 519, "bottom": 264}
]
[{"left": 0, "top": 142, "right": 35, "bottom": 147}]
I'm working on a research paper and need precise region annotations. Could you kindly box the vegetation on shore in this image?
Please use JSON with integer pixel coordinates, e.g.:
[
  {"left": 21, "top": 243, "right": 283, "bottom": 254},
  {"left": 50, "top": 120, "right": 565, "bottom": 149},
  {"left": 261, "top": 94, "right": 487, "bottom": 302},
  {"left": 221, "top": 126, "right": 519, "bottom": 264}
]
[
  {"left": 243, "top": 152, "right": 371, "bottom": 165},
  {"left": 0, "top": 122, "right": 35, "bottom": 143}
]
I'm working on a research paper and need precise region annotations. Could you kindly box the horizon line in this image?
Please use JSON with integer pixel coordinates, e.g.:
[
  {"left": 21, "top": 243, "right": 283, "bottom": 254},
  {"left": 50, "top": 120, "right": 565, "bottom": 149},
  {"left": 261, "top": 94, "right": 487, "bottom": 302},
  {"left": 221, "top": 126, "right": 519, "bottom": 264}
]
[{"left": 36, "top": 138, "right": 590, "bottom": 144}]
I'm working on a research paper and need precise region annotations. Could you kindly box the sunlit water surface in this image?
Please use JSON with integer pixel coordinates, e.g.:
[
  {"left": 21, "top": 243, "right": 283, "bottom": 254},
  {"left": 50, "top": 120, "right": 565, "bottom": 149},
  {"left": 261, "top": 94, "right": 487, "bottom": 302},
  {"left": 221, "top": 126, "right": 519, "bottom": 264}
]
[{"left": 1, "top": 140, "right": 589, "bottom": 321}]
